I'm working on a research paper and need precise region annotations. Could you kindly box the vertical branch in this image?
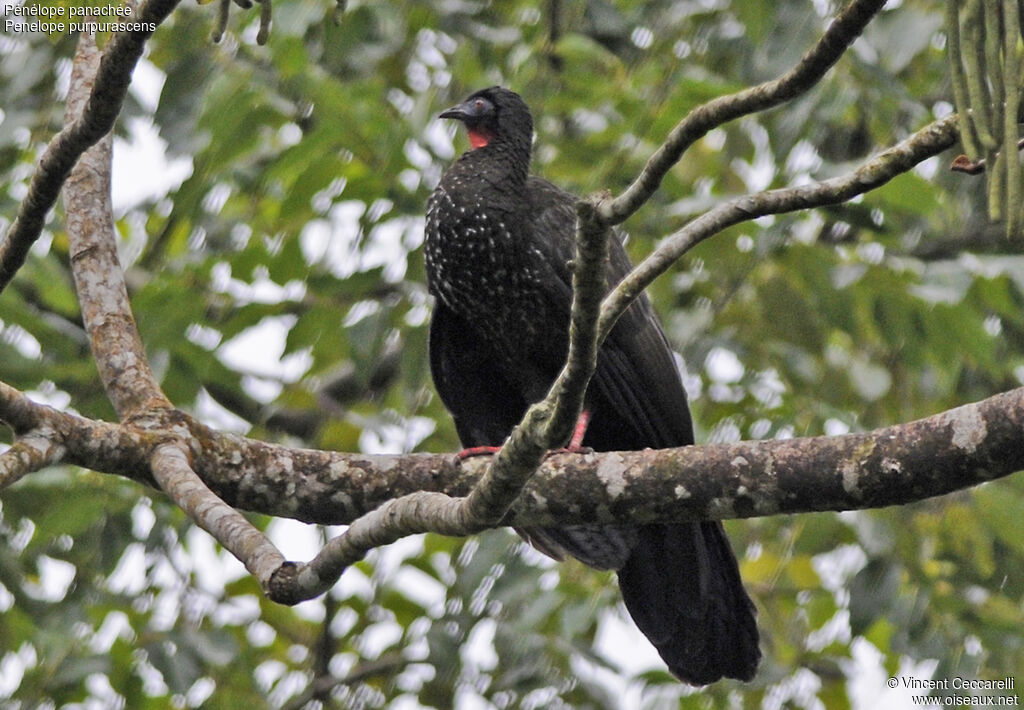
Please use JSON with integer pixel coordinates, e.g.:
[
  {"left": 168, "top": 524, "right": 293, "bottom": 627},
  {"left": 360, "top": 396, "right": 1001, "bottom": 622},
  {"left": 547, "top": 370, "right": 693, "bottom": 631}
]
[
  {"left": 461, "top": 194, "right": 611, "bottom": 524},
  {"left": 980, "top": 0, "right": 1006, "bottom": 220},
  {"left": 256, "top": 0, "right": 272, "bottom": 44},
  {"left": 540, "top": 194, "right": 611, "bottom": 443},
  {"left": 962, "top": 0, "right": 998, "bottom": 150},
  {"left": 63, "top": 29, "right": 170, "bottom": 418},
  {"left": 546, "top": 0, "right": 564, "bottom": 71},
  {"left": 310, "top": 556, "right": 338, "bottom": 702}
]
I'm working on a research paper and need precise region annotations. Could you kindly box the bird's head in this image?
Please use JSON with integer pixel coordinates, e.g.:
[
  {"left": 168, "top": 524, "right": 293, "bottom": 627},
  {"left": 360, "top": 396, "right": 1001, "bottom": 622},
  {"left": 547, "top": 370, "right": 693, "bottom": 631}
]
[{"left": 439, "top": 87, "right": 533, "bottom": 151}]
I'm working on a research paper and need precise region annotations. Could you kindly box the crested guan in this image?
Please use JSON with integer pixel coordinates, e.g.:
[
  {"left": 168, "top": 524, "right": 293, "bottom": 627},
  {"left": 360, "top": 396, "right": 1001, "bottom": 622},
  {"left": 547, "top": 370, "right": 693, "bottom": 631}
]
[{"left": 424, "top": 86, "right": 760, "bottom": 685}]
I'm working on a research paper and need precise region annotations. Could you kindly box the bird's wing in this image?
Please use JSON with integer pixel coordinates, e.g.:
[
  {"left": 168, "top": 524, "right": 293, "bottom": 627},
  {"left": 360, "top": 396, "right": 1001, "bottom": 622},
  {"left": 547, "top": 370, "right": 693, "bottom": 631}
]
[
  {"left": 523, "top": 182, "right": 760, "bottom": 685},
  {"left": 525, "top": 176, "right": 694, "bottom": 450},
  {"left": 429, "top": 301, "right": 527, "bottom": 447}
]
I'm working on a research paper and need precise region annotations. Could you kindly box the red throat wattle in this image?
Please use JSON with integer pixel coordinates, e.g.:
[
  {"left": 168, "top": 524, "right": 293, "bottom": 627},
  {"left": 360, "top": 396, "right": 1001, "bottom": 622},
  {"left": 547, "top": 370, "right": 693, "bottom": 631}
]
[{"left": 468, "top": 128, "right": 491, "bottom": 149}]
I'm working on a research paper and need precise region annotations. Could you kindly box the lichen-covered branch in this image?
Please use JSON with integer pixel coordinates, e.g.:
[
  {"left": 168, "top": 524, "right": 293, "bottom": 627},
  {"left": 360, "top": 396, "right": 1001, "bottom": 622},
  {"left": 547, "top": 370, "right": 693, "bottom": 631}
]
[
  {"left": 269, "top": 491, "right": 476, "bottom": 603},
  {"left": 150, "top": 443, "right": 286, "bottom": 586},
  {"left": 601, "top": 0, "right": 888, "bottom": 225},
  {"left": 215, "top": 387, "right": 1024, "bottom": 528},
  {"left": 0, "top": 0, "right": 182, "bottom": 294},
  {"left": 3, "top": 373, "right": 1022, "bottom": 602},
  {"left": 64, "top": 28, "right": 170, "bottom": 419},
  {"left": 3, "top": 378, "right": 1022, "bottom": 530},
  {"left": 0, "top": 379, "right": 146, "bottom": 487},
  {"left": 0, "top": 433, "right": 65, "bottom": 490},
  {"left": 539, "top": 194, "right": 612, "bottom": 445}
]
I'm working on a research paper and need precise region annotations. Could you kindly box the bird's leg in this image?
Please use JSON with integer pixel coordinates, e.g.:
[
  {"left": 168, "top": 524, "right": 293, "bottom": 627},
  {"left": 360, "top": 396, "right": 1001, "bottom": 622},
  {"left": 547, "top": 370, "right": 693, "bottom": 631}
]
[
  {"left": 568, "top": 409, "right": 591, "bottom": 451},
  {"left": 547, "top": 410, "right": 593, "bottom": 456},
  {"left": 456, "top": 410, "right": 592, "bottom": 461}
]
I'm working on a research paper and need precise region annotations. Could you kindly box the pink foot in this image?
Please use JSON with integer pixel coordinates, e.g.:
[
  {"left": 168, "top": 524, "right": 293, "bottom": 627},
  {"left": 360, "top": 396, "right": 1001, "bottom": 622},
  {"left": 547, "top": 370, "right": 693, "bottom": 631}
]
[
  {"left": 456, "top": 411, "right": 593, "bottom": 460},
  {"left": 546, "top": 410, "right": 594, "bottom": 455},
  {"left": 569, "top": 410, "right": 590, "bottom": 449}
]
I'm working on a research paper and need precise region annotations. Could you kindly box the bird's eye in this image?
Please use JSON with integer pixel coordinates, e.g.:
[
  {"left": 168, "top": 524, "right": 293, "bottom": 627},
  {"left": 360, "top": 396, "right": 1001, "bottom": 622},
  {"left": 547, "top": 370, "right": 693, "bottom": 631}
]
[{"left": 475, "top": 99, "right": 485, "bottom": 110}]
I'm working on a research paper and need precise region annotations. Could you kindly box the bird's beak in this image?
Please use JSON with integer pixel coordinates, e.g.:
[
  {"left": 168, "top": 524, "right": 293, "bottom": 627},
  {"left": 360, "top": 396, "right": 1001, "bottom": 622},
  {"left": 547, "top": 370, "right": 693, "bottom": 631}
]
[
  {"left": 439, "top": 97, "right": 488, "bottom": 122},
  {"left": 439, "top": 101, "right": 472, "bottom": 121}
]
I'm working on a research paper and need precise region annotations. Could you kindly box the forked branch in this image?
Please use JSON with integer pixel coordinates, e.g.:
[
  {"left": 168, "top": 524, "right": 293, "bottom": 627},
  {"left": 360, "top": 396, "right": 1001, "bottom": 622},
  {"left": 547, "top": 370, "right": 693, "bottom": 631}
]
[{"left": 46, "top": 18, "right": 292, "bottom": 601}]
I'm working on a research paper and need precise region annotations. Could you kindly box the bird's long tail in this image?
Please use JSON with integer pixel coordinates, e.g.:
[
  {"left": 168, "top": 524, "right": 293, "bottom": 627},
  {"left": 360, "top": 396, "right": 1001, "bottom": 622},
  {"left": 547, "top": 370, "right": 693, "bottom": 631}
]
[{"left": 617, "top": 521, "right": 760, "bottom": 685}]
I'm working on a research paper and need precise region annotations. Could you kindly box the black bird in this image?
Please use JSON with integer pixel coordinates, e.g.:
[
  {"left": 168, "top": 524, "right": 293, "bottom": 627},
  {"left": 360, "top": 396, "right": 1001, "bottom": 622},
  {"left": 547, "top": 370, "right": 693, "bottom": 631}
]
[{"left": 424, "top": 86, "right": 759, "bottom": 685}]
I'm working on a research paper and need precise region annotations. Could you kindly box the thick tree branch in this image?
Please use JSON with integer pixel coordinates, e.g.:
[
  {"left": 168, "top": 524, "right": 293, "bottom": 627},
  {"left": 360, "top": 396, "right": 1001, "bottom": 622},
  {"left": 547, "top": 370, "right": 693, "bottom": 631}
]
[
  {"left": 4, "top": 374, "right": 1022, "bottom": 602},
  {"left": 601, "top": 0, "right": 888, "bottom": 225},
  {"left": 3, "top": 379, "right": 1022, "bottom": 529},
  {"left": 64, "top": 28, "right": 170, "bottom": 419},
  {"left": 0, "top": 0, "right": 182, "bottom": 294},
  {"left": 211, "top": 387, "right": 1024, "bottom": 527}
]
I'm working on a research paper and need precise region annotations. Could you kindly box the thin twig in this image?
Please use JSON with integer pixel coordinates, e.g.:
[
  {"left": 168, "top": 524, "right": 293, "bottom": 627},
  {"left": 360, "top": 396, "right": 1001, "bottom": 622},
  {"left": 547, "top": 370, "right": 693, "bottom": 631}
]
[
  {"left": 281, "top": 652, "right": 408, "bottom": 710},
  {"left": 270, "top": 490, "right": 475, "bottom": 602},
  {"left": 0, "top": 433, "right": 66, "bottom": 489}
]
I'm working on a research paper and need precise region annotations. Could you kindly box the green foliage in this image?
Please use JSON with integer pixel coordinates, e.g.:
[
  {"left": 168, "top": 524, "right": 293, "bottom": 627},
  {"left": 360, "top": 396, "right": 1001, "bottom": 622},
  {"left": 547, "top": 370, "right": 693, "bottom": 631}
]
[{"left": 2, "top": 0, "right": 1024, "bottom": 707}]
